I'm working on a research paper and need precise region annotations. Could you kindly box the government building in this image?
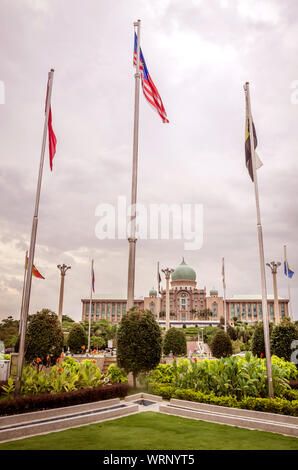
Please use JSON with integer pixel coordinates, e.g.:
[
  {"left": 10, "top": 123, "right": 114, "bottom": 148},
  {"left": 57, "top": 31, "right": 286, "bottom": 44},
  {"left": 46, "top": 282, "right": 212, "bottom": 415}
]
[{"left": 81, "top": 258, "right": 289, "bottom": 327}]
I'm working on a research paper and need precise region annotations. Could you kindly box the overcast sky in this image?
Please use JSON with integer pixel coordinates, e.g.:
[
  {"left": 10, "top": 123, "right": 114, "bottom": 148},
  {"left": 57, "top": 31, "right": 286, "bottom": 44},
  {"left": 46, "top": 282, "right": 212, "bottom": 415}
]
[{"left": 0, "top": 0, "right": 297, "bottom": 322}]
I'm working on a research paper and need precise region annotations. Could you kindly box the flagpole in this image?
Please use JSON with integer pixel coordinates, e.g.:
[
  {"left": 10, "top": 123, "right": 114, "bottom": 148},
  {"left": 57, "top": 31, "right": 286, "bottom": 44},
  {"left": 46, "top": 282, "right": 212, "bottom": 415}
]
[
  {"left": 88, "top": 259, "right": 94, "bottom": 352},
  {"left": 284, "top": 245, "right": 293, "bottom": 320},
  {"left": 222, "top": 257, "right": 227, "bottom": 332},
  {"left": 244, "top": 82, "right": 274, "bottom": 398},
  {"left": 15, "top": 69, "right": 55, "bottom": 396},
  {"left": 127, "top": 19, "right": 141, "bottom": 311},
  {"left": 18, "top": 251, "right": 28, "bottom": 336}
]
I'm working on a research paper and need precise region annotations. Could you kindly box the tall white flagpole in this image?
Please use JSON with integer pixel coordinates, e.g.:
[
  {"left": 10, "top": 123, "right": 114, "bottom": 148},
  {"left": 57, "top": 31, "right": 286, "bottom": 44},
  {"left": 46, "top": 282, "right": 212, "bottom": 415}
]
[
  {"left": 244, "top": 82, "right": 274, "bottom": 398},
  {"left": 15, "top": 69, "right": 55, "bottom": 396},
  {"left": 222, "top": 257, "right": 227, "bottom": 332},
  {"left": 284, "top": 245, "right": 293, "bottom": 320},
  {"left": 127, "top": 19, "right": 141, "bottom": 311},
  {"left": 88, "top": 259, "right": 94, "bottom": 352}
]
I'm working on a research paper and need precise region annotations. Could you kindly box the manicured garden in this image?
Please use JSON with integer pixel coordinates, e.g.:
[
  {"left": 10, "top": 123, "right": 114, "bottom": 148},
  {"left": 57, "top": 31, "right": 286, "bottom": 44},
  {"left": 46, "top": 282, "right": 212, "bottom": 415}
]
[
  {"left": 147, "top": 354, "right": 298, "bottom": 416},
  {"left": 0, "top": 412, "right": 297, "bottom": 450}
]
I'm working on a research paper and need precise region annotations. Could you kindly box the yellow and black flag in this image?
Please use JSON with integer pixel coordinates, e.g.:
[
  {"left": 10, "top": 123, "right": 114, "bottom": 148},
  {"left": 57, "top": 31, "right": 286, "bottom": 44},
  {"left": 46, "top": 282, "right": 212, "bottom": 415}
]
[{"left": 244, "top": 84, "right": 263, "bottom": 181}]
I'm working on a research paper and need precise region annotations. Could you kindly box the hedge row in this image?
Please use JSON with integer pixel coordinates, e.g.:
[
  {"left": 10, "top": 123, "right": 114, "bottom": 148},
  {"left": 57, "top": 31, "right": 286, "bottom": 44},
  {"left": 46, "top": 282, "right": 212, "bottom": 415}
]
[
  {"left": 150, "top": 383, "right": 298, "bottom": 417},
  {"left": 0, "top": 383, "right": 129, "bottom": 417}
]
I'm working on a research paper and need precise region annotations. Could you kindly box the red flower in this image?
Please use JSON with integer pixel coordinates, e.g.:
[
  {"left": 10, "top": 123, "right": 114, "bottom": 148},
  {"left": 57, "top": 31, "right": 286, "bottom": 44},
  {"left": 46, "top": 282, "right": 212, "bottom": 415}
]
[
  {"left": 193, "top": 357, "right": 197, "bottom": 362},
  {"left": 36, "top": 357, "right": 41, "bottom": 363},
  {"left": 260, "top": 353, "right": 264, "bottom": 358},
  {"left": 82, "top": 345, "right": 86, "bottom": 350},
  {"left": 61, "top": 352, "right": 64, "bottom": 358},
  {"left": 56, "top": 357, "right": 60, "bottom": 363}
]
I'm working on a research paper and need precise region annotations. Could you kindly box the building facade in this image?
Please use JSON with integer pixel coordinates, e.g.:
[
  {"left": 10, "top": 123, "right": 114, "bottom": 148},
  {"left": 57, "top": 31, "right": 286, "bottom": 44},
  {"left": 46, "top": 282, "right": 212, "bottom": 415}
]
[{"left": 81, "top": 258, "right": 289, "bottom": 326}]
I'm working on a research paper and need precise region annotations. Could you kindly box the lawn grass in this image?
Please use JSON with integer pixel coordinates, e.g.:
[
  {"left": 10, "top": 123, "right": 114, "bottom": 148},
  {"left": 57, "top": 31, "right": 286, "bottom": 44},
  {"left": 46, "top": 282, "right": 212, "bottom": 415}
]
[{"left": 0, "top": 412, "right": 297, "bottom": 450}]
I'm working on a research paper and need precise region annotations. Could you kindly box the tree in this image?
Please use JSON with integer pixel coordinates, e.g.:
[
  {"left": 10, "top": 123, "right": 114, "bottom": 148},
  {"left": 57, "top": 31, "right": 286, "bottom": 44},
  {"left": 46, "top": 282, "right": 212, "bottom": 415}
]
[
  {"left": 116, "top": 309, "right": 162, "bottom": 388},
  {"left": 62, "top": 315, "right": 75, "bottom": 323},
  {"left": 271, "top": 318, "right": 298, "bottom": 362},
  {"left": 67, "top": 324, "right": 88, "bottom": 353},
  {"left": 23, "top": 309, "right": 64, "bottom": 364},
  {"left": 251, "top": 322, "right": 272, "bottom": 358},
  {"left": 210, "top": 329, "right": 232, "bottom": 358},
  {"left": 90, "top": 336, "right": 106, "bottom": 350},
  {"left": 163, "top": 328, "right": 187, "bottom": 356},
  {"left": 196, "top": 308, "right": 212, "bottom": 320},
  {"left": 227, "top": 324, "right": 237, "bottom": 341},
  {"left": 0, "top": 316, "right": 19, "bottom": 349}
]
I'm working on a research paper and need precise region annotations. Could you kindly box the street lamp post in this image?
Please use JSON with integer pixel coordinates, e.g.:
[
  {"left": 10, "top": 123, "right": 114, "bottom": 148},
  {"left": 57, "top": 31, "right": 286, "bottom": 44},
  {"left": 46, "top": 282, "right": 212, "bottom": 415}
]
[
  {"left": 161, "top": 268, "right": 174, "bottom": 331},
  {"left": 57, "top": 264, "right": 71, "bottom": 323},
  {"left": 266, "top": 261, "right": 281, "bottom": 324}
]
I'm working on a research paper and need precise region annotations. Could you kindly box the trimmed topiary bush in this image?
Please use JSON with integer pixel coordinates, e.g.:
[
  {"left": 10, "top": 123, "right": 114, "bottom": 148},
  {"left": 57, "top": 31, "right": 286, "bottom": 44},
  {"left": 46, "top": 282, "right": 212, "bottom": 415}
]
[
  {"left": 24, "top": 310, "right": 64, "bottom": 365},
  {"left": 116, "top": 308, "right": 162, "bottom": 388},
  {"left": 67, "top": 324, "right": 88, "bottom": 354},
  {"left": 210, "top": 329, "right": 232, "bottom": 358},
  {"left": 163, "top": 327, "right": 187, "bottom": 356}
]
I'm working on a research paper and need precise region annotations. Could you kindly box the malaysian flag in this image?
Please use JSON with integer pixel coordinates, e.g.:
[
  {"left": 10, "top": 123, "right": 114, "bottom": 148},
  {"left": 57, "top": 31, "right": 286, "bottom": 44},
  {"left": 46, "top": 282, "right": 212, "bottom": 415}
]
[{"left": 134, "top": 33, "right": 169, "bottom": 123}]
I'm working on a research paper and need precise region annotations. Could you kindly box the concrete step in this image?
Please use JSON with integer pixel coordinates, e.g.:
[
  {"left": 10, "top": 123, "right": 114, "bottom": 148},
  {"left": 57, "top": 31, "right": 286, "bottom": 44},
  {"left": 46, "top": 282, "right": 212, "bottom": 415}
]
[
  {"left": 0, "top": 399, "right": 138, "bottom": 443},
  {"left": 159, "top": 398, "right": 298, "bottom": 438}
]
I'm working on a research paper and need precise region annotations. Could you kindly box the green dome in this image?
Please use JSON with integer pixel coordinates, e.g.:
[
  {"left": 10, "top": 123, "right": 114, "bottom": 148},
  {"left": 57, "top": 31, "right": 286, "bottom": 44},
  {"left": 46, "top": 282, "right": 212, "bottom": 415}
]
[
  {"left": 149, "top": 287, "right": 157, "bottom": 296},
  {"left": 171, "top": 258, "right": 196, "bottom": 282},
  {"left": 210, "top": 287, "right": 218, "bottom": 295}
]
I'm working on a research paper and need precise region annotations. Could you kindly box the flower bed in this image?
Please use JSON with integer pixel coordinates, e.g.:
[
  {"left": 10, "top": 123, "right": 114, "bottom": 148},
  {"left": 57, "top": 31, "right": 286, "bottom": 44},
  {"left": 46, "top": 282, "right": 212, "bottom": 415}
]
[
  {"left": 148, "top": 353, "right": 298, "bottom": 400},
  {"left": 0, "top": 383, "right": 129, "bottom": 416},
  {"left": 150, "top": 383, "right": 298, "bottom": 417}
]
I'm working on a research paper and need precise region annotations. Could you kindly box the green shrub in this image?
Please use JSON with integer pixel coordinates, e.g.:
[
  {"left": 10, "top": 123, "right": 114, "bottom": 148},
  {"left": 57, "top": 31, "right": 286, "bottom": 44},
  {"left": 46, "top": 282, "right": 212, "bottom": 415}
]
[
  {"left": 67, "top": 324, "right": 88, "bottom": 354},
  {"left": 148, "top": 353, "right": 293, "bottom": 400},
  {"left": 227, "top": 325, "right": 238, "bottom": 341},
  {"left": 163, "top": 328, "right": 187, "bottom": 356},
  {"left": 23, "top": 310, "right": 64, "bottom": 364},
  {"left": 271, "top": 319, "right": 298, "bottom": 362},
  {"left": 271, "top": 355, "right": 298, "bottom": 380},
  {"left": 251, "top": 322, "right": 272, "bottom": 358},
  {"left": 149, "top": 383, "right": 298, "bottom": 417},
  {"left": 107, "top": 364, "right": 128, "bottom": 384},
  {"left": 210, "top": 329, "right": 232, "bottom": 358}
]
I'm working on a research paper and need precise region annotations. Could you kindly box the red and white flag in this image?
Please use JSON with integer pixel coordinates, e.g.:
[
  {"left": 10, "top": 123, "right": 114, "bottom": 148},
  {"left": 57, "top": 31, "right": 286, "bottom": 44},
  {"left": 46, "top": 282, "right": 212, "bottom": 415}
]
[{"left": 134, "top": 33, "right": 169, "bottom": 123}]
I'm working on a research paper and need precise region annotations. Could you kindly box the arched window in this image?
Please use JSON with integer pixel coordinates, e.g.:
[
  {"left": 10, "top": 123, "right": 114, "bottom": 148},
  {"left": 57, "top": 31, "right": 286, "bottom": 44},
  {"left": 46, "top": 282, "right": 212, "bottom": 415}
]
[{"left": 150, "top": 302, "right": 155, "bottom": 314}]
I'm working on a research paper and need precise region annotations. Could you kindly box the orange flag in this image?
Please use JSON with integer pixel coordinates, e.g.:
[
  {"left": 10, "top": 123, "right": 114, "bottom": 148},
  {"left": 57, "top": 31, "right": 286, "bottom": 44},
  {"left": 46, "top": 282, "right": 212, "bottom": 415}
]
[{"left": 26, "top": 256, "right": 45, "bottom": 279}]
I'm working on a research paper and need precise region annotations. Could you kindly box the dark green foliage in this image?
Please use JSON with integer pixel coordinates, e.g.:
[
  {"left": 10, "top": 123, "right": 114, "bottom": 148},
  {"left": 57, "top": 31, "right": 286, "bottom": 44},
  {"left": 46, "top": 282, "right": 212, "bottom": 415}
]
[
  {"left": 202, "top": 325, "right": 218, "bottom": 345},
  {"left": 90, "top": 335, "right": 105, "bottom": 349},
  {"left": 67, "top": 324, "right": 88, "bottom": 353},
  {"left": 271, "top": 319, "right": 298, "bottom": 362},
  {"left": 116, "top": 309, "right": 162, "bottom": 387},
  {"left": 227, "top": 324, "right": 237, "bottom": 341},
  {"left": 0, "top": 384, "right": 128, "bottom": 417},
  {"left": 24, "top": 310, "right": 64, "bottom": 364},
  {"left": 163, "top": 328, "right": 187, "bottom": 356},
  {"left": 210, "top": 329, "right": 232, "bottom": 358},
  {"left": 62, "top": 315, "right": 75, "bottom": 323},
  {"left": 0, "top": 316, "right": 19, "bottom": 349},
  {"left": 252, "top": 322, "right": 272, "bottom": 358}
]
